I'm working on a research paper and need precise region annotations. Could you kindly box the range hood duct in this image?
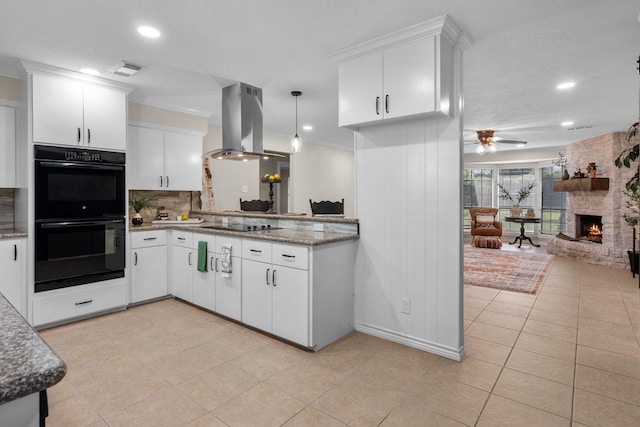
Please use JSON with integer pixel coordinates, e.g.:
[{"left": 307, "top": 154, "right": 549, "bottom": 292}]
[{"left": 207, "top": 82, "right": 266, "bottom": 160}]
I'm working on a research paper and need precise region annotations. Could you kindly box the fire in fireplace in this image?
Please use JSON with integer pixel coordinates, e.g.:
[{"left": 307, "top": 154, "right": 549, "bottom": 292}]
[{"left": 576, "top": 214, "right": 603, "bottom": 243}]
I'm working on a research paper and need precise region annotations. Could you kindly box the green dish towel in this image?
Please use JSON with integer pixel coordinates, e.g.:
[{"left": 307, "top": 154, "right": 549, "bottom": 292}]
[{"left": 197, "top": 241, "right": 207, "bottom": 272}]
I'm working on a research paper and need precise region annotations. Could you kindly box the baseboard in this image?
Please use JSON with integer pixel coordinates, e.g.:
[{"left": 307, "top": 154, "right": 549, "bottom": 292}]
[{"left": 355, "top": 322, "right": 465, "bottom": 361}]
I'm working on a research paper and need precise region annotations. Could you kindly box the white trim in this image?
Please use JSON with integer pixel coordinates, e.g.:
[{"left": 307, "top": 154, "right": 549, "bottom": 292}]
[
  {"left": 128, "top": 98, "right": 212, "bottom": 118},
  {"left": 20, "top": 60, "right": 134, "bottom": 93},
  {"left": 128, "top": 121, "right": 207, "bottom": 137},
  {"left": 356, "top": 322, "right": 465, "bottom": 361},
  {"left": 0, "top": 99, "right": 21, "bottom": 108}
]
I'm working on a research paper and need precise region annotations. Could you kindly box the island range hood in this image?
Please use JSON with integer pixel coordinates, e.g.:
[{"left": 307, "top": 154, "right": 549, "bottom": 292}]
[{"left": 207, "top": 82, "right": 266, "bottom": 160}]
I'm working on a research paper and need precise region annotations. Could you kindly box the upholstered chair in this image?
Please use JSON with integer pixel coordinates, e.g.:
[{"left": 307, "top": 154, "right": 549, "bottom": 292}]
[{"left": 469, "top": 207, "right": 502, "bottom": 243}]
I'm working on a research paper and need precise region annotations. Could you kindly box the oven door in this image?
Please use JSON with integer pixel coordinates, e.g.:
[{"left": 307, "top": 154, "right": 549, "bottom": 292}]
[
  {"left": 35, "top": 218, "right": 125, "bottom": 292},
  {"left": 35, "top": 160, "right": 125, "bottom": 219}
]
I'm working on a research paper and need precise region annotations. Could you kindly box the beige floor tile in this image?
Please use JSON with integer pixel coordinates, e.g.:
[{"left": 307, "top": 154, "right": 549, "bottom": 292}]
[
  {"left": 574, "top": 364, "right": 640, "bottom": 406},
  {"left": 577, "top": 329, "right": 640, "bottom": 358},
  {"left": 492, "top": 291, "right": 536, "bottom": 308},
  {"left": 528, "top": 307, "right": 579, "bottom": 328},
  {"left": 506, "top": 348, "right": 575, "bottom": 386},
  {"left": 436, "top": 356, "right": 502, "bottom": 392},
  {"left": 103, "top": 387, "right": 206, "bottom": 427},
  {"left": 127, "top": 333, "right": 199, "bottom": 364},
  {"left": 47, "top": 395, "right": 102, "bottom": 427},
  {"left": 464, "top": 318, "right": 473, "bottom": 330},
  {"left": 63, "top": 353, "right": 146, "bottom": 392},
  {"left": 230, "top": 341, "right": 308, "bottom": 380},
  {"left": 46, "top": 376, "right": 78, "bottom": 404},
  {"left": 198, "top": 328, "right": 270, "bottom": 361},
  {"left": 515, "top": 332, "right": 576, "bottom": 362},
  {"left": 493, "top": 368, "right": 573, "bottom": 418},
  {"left": 576, "top": 345, "right": 640, "bottom": 380},
  {"left": 464, "top": 304, "right": 483, "bottom": 320},
  {"left": 150, "top": 346, "right": 225, "bottom": 385},
  {"left": 267, "top": 360, "right": 339, "bottom": 404},
  {"left": 465, "top": 321, "right": 520, "bottom": 347},
  {"left": 177, "top": 362, "right": 261, "bottom": 411},
  {"left": 475, "top": 310, "right": 527, "bottom": 331},
  {"left": 213, "top": 382, "right": 306, "bottom": 426},
  {"left": 538, "top": 284, "right": 581, "bottom": 298},
  {"left": 522, "top": 318, "right": 577, "bottom": 343},
  {"left": 533, "top": 299, "right": 580, "bottom": 316},
  {"left": 580, "top": 304, "right": 632, "bottom": 325},
  {"left": 283, "top": 407, "right": 348, "bottom": 426},
  {"left": 465, "top": 295, "right": 493, "bottom": 309},
  {"left": 380, "top": 402, "right": 467, "bottom": 426},
  {"left": 464, "top": 285, "right": 500, "bottom": 301},
  {"left": 477, "top": 395, "right": 570, "bottom": 427},
  {"left": 484, "top": 300, "right": 532, "bottom": 318},
  {"left": 463, "top": 336, "right": 512, "bottom": 366},
  {"left": 187, "top": 412, "right": 228, "bottom": 426},
  {"left": 573, "top": 389, "right": 640, "bottom": 427},
  {"left": 536, "top": 291, "right": 580, "bottom": 306}
]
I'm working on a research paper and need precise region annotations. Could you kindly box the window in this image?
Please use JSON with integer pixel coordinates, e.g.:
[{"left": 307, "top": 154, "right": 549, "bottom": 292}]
[
  {"left": 463, "top": 168, "right": 493, "bottom": 229},
  {"left": 540, "top": 165, "right": 567, "bottom": 234},
  {"left": 498, "top": 168, "right": 535, "bottom": 232}
]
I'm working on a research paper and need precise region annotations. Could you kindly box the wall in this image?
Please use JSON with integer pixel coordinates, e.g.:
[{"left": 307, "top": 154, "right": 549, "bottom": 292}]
[
  {"left": 128, "top": 102, "right": 209, "bottom": 134},
  {"left": 0, "top": 76, "right": 20, "bottom": 229},
  {"left": 0, "top": 75, "right": 21, "bottom": 102}
]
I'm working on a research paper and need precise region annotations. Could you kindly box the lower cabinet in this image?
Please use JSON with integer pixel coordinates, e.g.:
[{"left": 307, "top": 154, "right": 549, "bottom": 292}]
[
  {"left": 130, "top": 230, "right": 168, "bottom": 303},
  {"left": 170, "top": 231, "right": 194, "bottom": 302},
  {"left": 0, "top": 238, "right": 24, "bottom": 315}
]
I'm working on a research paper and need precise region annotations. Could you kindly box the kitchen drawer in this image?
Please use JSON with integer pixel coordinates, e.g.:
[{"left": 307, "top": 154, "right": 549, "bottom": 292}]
[
  {"left": 192, "top": 232, "right": 216, "bottom": 251},
  {"left": 242, "top": 239, "right": 272, "bottom": 262},
  {"left": 172, "top": 230, "right": 193, "bottom": 248},
  {"left": 215, "top": 236, "right": 242, "bottom": 255},
  {"left": 131, "top": 230, "right": 167, "bottom": 248},
  {"left": 272, "top": 243, "right": 308, "bottom": 270},
  {"left": 32, "top": 280, "right": 127, "bottom": 327}
]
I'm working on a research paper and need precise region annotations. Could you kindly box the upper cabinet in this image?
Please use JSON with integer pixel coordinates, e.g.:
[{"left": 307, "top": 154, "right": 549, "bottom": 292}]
[
  {"left": 32, "top": 73, "right": 127, "bottom": 151},
  {"left": 128, "top": 125, "right": 203, "bottom": 191},
  {"left": 333, "top": 15, "right": 460, "bottom": 128},
  {"left": 0, "top": 105, "right": 15, "bottom": 187}
]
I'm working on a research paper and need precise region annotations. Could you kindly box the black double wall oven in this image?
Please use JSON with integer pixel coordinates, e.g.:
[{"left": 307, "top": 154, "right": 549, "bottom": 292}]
[{"left": 34, "top": 145, "right": 126, "bottom": 293}]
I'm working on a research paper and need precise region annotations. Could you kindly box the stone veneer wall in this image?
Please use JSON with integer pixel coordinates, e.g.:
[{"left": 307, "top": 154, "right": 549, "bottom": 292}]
[
  {"left": 129, "top": 190, "right": 201, "bottom": 223},
  {"left": 547, "top": 132, "right": 636, "bottom": 269}
]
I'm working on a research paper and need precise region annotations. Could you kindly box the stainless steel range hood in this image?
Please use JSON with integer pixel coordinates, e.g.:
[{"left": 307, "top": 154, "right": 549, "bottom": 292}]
[{"left": 207, "top": 82, "right": 265, "bottom": 160}]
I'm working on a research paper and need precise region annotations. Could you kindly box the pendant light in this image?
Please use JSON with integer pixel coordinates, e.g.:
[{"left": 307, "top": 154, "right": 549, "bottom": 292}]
[{"left": 291, "top": 91, "right": 302, "bottom": 153}]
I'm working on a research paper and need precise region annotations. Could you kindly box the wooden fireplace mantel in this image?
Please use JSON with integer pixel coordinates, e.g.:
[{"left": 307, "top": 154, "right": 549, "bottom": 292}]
[{"left": 552, "top": 177, "right": 609, "bottom": 192}]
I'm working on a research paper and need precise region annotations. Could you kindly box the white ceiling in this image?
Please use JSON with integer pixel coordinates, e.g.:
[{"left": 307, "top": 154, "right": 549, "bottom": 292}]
[{"left": 0, "top": 0, "right": 638, "bottom": 155}]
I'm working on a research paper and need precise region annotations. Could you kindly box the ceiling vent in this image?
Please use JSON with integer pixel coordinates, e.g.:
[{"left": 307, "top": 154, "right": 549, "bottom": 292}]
[{"left": 108, "top": 61, "right": 142, "bottom": 77}]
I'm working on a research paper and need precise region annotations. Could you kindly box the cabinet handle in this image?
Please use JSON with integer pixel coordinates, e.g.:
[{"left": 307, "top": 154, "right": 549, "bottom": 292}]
[
  {"left": 215, "top": 257, "right": 220, "bottom": 272},
  {"left": 134, "top": 252, "right": 138, "bottom": 265},
  {"left": 14, "top": 244, "right": 17, "bottom": 261},
  {"left": 77, "top": 127, "right": 81, "bottom": 143},
  {"left": 178, "top": 237, "right": 186, "bottom": 241},
  {"left": 266, "top": 268, "right": 270, "bottom": 285},
  {"left": 143, "top": 237, "right": 157, "bottom": 241},
  {"left": 165, "top": 176, "right": 169, "bottom": 187},
  {"left": 188, "top": 252, "right": 192, "bottom": 265},
  {"left": 282, "top": 254, "right": 295, "bottom": 259},
  {"left": 385, "top": 94, "right": 389, "bottom": 114},
  {"left": 210, "top": 256, "right": 215, "bottom": 271},
  {"left": 87, "top": 128, "right": 91, "bottom": 144},
  {"left": 160, "top": 176, "right": 163, "bottom": 187},
  {"left": 272, "top": 269, "right": 277, "bottom": 287},
  {"left": 376, "top": 96, "right": 380, "bottom": 115},
  {"left": 75, "top": 299, "right": 93, "bottom": 306},
  {"left": 250, "top": 249, "right": 262, "bottom": 254}
]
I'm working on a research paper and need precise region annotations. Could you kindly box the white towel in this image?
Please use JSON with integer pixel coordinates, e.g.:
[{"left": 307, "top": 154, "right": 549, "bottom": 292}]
[{"left": 221, "top": 245, "right": 232, "bottom": 278}]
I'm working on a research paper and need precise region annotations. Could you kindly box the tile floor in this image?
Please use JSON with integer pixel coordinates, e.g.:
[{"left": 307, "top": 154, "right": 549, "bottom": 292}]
[{"left": 40, "top": 244, "right": 640, "bottom": 426}]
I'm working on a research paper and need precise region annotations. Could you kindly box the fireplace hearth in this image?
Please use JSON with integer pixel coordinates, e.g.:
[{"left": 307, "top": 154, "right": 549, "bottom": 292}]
[{"left": 576, "top": 214, "right": 603, "bottom": 243}]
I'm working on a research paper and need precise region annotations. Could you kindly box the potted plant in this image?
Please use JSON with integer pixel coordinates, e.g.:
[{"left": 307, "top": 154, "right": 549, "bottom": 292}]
[
  {"left": 552, "top": 152, "right": 570, "bottom": 180},
  {"left": 128, "top": 196, "right": 158, "bottom": 226},
  {"left": 498, "top": 181, "right": 536, "bottom": 217}
]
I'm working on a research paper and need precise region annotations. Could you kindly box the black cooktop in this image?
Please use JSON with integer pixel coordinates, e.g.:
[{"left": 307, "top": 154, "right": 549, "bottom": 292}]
[{"left": 202, "top": 223, "right": 278, "bottom": 232}]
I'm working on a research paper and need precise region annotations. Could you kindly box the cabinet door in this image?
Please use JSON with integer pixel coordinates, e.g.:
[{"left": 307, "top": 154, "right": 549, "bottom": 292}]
[
  {"left": 383, "top": 36, "right": 436, "bottom": 119},
  {"left": 171, "top": 245, "right": 193, "bottom": 302},
  {"left": 0, "top": 240, "right": 22, "bottom": 312},
  {"left": 0, "top": 106, "right": 15, "bottom": 187},
  {"left": 272, "top": 266, "right": 308, "bottom": 346},
  {"left": 192, "top": 250, "right": 215, "bottom": 311},
  {"left": 127, "top": 126, "right": 165, "bottom": 190},
  {"left": 32, "top": 74, "right": 84, "bottom": 146},
  {"left": 215, "top": 255, "right": 242, "bottom": 321},
  {"left": 241, "top": 258, "right": 272, "bottom": 332},
  {"left": 131, "top": 245, "right": 168, "bottom": 303},
  {"left": 338, "top": 52, "right": 383, "bottom": 127},
  {"left": 83, "top": 84, "right": 127, "bottom": 151},
  {"left": 163, "top": 131, "right": 203, "bottom": 191}
]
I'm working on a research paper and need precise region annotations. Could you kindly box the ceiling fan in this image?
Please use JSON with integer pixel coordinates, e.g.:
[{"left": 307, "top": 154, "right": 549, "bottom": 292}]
[{"left": 465, "top": 129, "right": 527, "bottom": 154}]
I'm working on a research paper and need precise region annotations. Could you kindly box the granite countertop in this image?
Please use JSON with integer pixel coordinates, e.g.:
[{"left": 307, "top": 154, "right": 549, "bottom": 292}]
[
  {"left": 0, "top": 230, "right": 28, "bottom": 239},
  {"left": 131, "top": 223, "right": 359, "bottom": 246},
  {"left": 191, "top": 210, "right": 359, "bottom": 224},
  {"left": 0, "top": 293, "right": 66, "bottom": 404}
]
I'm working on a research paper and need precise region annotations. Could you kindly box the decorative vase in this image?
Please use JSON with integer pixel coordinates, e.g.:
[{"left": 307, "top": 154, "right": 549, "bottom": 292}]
[
  {"left": 562, "top": 168, "right": 570, "bottom": 180},
  {"left": 132, "top": 212, "right": 143, "bottom": 226},
  {"left": 510, "top": 205, "right": 522, "bottom": 217}
]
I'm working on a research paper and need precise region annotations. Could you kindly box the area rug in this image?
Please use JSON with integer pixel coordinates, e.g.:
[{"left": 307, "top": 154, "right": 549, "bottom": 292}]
[{"left": 464, "top": 246, "right": 554, "bottom": 294}]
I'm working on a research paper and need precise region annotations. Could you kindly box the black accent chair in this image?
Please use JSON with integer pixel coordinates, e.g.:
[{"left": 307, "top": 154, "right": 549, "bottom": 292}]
[
  {"left": 309, "top": 199, "right": 344, "bottom": 215},
  {"left": 240, "top": 198, "right": 270, "bottom": 212}
]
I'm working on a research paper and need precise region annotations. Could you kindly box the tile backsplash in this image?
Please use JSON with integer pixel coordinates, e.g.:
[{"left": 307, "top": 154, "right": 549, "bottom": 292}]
[
  {"left": 0, "top": 188, "right": 14, "bottom": 230},
  {"left": 129, "top": 190, "right": 201, "bottom": 223}
]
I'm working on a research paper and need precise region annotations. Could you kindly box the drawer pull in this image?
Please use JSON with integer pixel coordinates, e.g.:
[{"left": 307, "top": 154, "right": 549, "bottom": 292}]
[
  {"left": 160, "top": 176, "right": 163, "bottom": 187},
  {"left": 77, "top": 127, "right": 81, "bottom": 143},
  {"left": 166, "top": 176, "right": 169, "bottom": 187},
  {"left": 266, "top": 268, "right": 270, "bottom": 285},
  {"left": 87, "top": 128, "right": 91, "bottom": 144},
  {"left": 178, "top": 237, "right": 186, "bottom": 241},
  {"left": 250, "top": 249, "right": 262, "bottom": 254},
  {"left": 282, "top": 254, "right": 296, "bottom": 259},
  {"left": 215, "top": 257, "right": 220, "bottom": 272},
  {"left": 14, "top": 244, "right": 17, "bottom": 261},
  {"left": 143, "top": 237, "right": 157, "bottom": 241},
  {"left": 134, "top": 252, "right": 138, "bottom": 265},
  {"left": 75, "top": 299, "right": 93, "bottom": 306},
  {"left": 272, "top": 269, "right": 277, "bottom": 287},
  {"left": 375, "top": 96, "right": 380, "bottom": 115},
  {"left": 188, "top": 252, "right": 192, "bottom": 265}
]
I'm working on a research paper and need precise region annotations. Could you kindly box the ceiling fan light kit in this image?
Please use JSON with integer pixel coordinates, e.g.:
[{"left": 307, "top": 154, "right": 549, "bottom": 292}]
[{"left": 468, "top": 129, "right": 527, "bottom": 154}]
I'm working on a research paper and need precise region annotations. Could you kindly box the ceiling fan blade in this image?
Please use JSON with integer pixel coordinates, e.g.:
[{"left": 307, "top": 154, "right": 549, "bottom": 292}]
[{"left": 495, "top": 139, "right": 527, "bottom": 145}]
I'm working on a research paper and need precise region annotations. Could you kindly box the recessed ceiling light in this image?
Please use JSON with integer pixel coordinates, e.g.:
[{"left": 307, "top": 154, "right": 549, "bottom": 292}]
[
  {"left": 79, "top": 68, "right": 99, "bottom": 76},
  {"left": 263, "top": 156, "right": 269, "bottom": 160},
  {"left": 137, "top": 26, "right": 161, "bottom": 38},
  {"left": 556, "top": 81, "right": 575, "bottom": 90},
  {"left": 517, "top": 143, "right": 526, "bottom": 148},
  {"left": 302, "top": 125, "right": 313, "bottom": 131},
  {"left": 242, "top": 159, "right": 248, "bottom": 162},
  {"left": 561, "top": 121, "right": 574, "bottom": 127}
]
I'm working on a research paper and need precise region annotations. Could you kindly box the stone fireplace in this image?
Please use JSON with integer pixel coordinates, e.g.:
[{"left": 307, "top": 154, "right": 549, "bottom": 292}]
[{"left": 547, "top": 132, "right": 635, "bottom": 269}]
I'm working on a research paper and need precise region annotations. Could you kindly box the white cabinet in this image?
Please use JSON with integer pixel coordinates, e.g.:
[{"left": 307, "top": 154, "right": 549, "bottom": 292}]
[
  {"left": 130, "top": 230, "right": 168, "bottom": 304},
  {"left": 192, "top": 234, "right": 216, "bottom": 311},
  {"left": 170, "top": 230, "right": 194, "bottom": 302},
  {"left": 0, "top": 106, "right": 16, "bottom": 187},
  {"left": 128, "top": 125, "right": 202, "bottom": 191},
  {"left": 0, "top": 239, "right": 24, "bottom": 314},
  {"left": 32, "top": 73, "right": 127, "bottom": 150},
  {"left": 242, "top": 240, "right": 309, "bottom": 346}
]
